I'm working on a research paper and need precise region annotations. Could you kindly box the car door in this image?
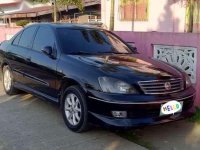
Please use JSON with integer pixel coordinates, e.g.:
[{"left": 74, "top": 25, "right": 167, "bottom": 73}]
[
  {"left": 6, "top": 26, "right": 38, "bottom": 85},
  {"left": 26, "top": 26, "right": 59, "bottom": 101}
]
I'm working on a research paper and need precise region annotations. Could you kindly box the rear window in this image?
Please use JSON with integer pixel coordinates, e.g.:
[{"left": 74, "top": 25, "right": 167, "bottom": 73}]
[{"left": 57, "top": 28, "right": 132, "bottom": 54}]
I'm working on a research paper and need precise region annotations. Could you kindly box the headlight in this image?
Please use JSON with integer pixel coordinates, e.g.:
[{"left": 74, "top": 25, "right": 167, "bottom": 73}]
[
  {"left": 185, "top": 74, "right": 192, "bottom": 88},
  {"left": 98, "top": 77, "right": 137, "bottom": 94}
]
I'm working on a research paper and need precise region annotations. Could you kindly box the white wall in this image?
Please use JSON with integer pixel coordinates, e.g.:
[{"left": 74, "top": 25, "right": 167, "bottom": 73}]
[{"left": 101, "top": 0, "right": 186, "bottom": 32}]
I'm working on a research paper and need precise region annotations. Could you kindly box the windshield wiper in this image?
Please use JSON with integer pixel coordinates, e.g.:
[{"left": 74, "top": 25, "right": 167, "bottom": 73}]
[
  {"left": 96, "top": 51, "right": 133, "bottom": 54},
  {"left": 68, "top": 51, "right": 95, "bottom": 55},
  {"left": 68, "top": 51, "right": 133, "bottom": 55}
]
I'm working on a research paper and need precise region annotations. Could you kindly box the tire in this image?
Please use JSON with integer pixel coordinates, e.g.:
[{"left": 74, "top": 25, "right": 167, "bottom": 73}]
[
  {"left": 61, "top": 85, "right": 89, "bottom": 132},
  {"left": 2, "top": 65, "right": 18, "bottom": 95}
]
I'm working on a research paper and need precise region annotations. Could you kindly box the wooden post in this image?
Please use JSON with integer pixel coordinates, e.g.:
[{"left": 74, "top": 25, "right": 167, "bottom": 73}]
[
  {"left": 53, "top": 0, "right": 57, "bottom": 22},
  {"left": 109, "top": 0, "right": 115, "bottom": 31},
  {"left": 8, "top": 17, "right": 11, "bottom": 27}
]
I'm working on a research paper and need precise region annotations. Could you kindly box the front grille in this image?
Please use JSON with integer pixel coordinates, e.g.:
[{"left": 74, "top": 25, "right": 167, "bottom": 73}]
[{"left": 138, "top": 78, "right": 184, "bottom": 95}]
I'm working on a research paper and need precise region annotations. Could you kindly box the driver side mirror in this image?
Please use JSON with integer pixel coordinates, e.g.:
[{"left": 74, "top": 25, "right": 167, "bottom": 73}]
[
  {"left": 127, "top": 42, "right": 138, "bottom": 52},
  {"left": 41, "top": 46, "right": 56, "bottom": 59}
]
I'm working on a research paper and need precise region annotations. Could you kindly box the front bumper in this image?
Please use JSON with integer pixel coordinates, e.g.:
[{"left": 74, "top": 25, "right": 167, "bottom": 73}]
[{"left": 87, "top": 86, "right": 195, "bottom": 128}]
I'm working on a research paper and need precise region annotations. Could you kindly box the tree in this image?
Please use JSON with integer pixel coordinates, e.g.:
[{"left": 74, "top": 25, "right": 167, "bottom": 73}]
[
  {"left": 16, "top": 20, "right": 30, "bottom": 27},
  {"left": 181, "top": 0, "right": 200, "bottom": 33},
  {"left": 29, "top": 0, "right": 84, "bottom": 22},
  {"left": 0, "top": 8, "right": 4, "bottom": 13},
  {"left": 185, "top": 0, "right": 194, "bottom": 32},
  {"left": 29, "top": 0, "right": 83, "bottom": 11},
  {"left": 57, "top": 0, "right": 83, "bottom": 11}
]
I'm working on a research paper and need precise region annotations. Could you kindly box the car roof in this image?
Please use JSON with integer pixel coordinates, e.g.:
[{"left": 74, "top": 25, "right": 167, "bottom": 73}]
[{"left": 26, "top": 23, "right": 102, "bottom": 30}]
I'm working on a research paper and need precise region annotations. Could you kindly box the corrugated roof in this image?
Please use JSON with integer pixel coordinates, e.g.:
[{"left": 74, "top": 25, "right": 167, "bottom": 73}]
[
  {"left": 14, "top": 6, "right": 52, "bottom": 14},
  {"left": 0, "top": 0, "right": 21, "bottom": 7},
  {"left": 1, "top": 6, "right": 53, "bottom": 18}
]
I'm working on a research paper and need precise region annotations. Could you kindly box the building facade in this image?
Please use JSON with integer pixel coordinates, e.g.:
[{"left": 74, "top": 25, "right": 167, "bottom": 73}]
[
  {"left": 101, "top": 0, "right": 199, "bottom": 32},
  {"left": 0, "top": 0, "right": 101, "bottom": 26}
]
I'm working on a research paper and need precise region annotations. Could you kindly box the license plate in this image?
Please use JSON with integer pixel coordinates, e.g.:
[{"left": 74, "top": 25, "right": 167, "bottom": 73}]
[{"left": 160, "top": 101, "right": 183, "bottom": 116}]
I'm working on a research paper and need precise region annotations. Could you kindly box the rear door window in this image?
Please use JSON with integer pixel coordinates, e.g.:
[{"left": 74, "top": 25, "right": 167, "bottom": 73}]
[{"left": 18, "top": 26, "right": 37, "bottom": 48}]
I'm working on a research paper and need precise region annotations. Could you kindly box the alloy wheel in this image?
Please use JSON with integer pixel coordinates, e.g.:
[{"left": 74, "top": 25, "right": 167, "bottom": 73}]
[
  {"left": 64, "top": 93, "right": 82, "bottom": 126},
  {"left": 3, "top": 69, "right": 12, "bottom": 91}
]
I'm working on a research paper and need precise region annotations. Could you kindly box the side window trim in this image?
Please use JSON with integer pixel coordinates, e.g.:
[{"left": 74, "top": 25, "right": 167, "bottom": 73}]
[
  {"left": 12, "top": 31, "right": 23, "bottom": 46},
  {"left": 30, "top": 26, "right": 39, "bottom": 49}
]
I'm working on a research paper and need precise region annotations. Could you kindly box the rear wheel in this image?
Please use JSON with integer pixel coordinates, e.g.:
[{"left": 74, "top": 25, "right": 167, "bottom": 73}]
[
  {"left": 2, "top": 65, "right": 18, "bottom": 95},
  {"left": 61, "top": 85, "right": 89, "bottom": 132}
]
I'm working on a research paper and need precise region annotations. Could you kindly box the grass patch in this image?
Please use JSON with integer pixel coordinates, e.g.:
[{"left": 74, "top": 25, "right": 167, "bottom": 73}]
[
  {"left": 115, "top": 130, "right": 157, "bottom": 150},
  {"left": 189, "top": 107, "right": 200, "bottom": 123}
]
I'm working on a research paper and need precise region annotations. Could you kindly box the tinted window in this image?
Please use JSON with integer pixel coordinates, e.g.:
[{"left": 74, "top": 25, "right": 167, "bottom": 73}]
[
  {"left": 33, "top": 26, "right": 54, "bottom": 51},
  {"left": 13, "top": 32, "right": 22, "bottom": 45},
  {"left": 57, "top": 28, "right": 132, "bottom": 54},
  {"left": 18, "top": 26, "right": 37, "bottom": 48}
]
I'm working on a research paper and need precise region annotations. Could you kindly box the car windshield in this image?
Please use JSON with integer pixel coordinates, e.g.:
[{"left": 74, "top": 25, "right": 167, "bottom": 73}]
[{"left": 57, "top": 28, "right": 134, "bottom": 54}]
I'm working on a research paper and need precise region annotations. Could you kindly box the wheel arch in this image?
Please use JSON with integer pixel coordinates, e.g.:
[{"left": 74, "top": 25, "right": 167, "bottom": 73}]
[
  {"left": 59, "top": 77, "right": 87, "bottom": 105},
  {"left": 1, "top": 61, "right": 9, "bottom": 71}
]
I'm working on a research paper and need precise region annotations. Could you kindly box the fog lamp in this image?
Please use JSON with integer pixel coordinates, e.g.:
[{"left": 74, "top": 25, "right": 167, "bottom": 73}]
[{"left": 111, "top": 111, "right": 127, "bottom": 118}]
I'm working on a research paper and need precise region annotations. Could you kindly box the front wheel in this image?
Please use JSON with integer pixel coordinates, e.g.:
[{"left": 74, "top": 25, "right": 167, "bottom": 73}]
[
  {"left": 2, "top": 65, "right": 18, "bottom": 95},
  {"left": 61, "top": 86, "right": 89, "bottom": 132}
]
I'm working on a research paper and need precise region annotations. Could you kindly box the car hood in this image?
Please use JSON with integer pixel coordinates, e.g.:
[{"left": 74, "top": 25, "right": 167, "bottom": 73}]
[{"left": 75, "top": 54, "right": 183, "bottom": 81}]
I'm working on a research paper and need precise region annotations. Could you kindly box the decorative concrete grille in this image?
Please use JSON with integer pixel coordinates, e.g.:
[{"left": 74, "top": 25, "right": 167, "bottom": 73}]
[{"left": 153, "top": 44, "right": 197, "bottom": 83}]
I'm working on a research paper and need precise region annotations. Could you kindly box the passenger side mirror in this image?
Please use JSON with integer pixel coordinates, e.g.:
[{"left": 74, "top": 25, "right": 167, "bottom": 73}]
[
  {"left": 41, "top": 46, "right": 56, "bottom": 59},
  {"left": 127, "top": 42, "right": 138, "bottom": 52}
]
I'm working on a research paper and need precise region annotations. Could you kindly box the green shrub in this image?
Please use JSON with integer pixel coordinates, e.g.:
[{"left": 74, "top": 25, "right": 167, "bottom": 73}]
[
  {"left": 16, "top": 20, "right": 30, "bottom": 27},
  {"left": 189, "top": 107, "right": 200, "bottom": 123}
]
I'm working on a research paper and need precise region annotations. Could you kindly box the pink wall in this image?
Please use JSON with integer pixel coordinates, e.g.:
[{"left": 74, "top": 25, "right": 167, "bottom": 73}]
[
  {"left": 0, "top": 27, "right": 22, "bottom": 42},
  {"left": 0, "top": 28, "right": 199, "bottom": 106},
  {"left": 115, "top": 31, "right": 200, "bottom": 106}
]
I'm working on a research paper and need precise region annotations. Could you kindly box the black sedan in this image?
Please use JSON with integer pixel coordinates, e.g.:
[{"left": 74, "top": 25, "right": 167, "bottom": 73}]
[{"left": 0, "top": 23, "right": 195, "bottom": 132}]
